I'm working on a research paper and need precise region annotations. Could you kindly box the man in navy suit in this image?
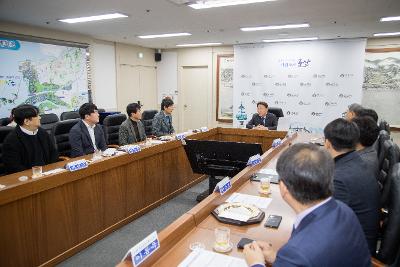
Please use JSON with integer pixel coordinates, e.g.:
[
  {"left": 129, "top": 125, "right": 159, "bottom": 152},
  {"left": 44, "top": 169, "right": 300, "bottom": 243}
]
[
  {"left": 246, "top": 101, "right": 278, "bottom": 130},
  {"left": 69, "top": 103, "right": 107, "bottom": 157},
  {"left": 244, "top": 143, "right": 371, "bottom": 267},
  {"left": 324, "top": 118, "right": 380, "bottom": 255}
]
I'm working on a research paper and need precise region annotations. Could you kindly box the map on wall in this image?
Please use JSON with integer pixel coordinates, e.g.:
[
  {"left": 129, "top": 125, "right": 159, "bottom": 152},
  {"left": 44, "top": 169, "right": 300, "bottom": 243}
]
[
  {"left": 0, "top": 37, "right": 89, "bottom": 118},
  {"left": 362, "top": 49, "right": 400, "bottom": 125}
]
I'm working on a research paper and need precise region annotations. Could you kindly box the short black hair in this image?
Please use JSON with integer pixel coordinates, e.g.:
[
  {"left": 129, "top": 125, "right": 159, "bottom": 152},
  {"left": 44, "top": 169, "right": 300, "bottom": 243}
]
[
  {"left": 348, "top": 103, "right": 363, "bottom": 113},
  {"left": 257, "top": 101, "right": 268, "bottom": 109},
  {"left": 13, "top": 104, "right": 39, "bottom": 126},
  {"left": 356, "top": 108, "right": 378, "bottom": 123},
  {"left": 161, "top": 98, "right": 174, "bottom": 111},
  {"left": 126, "top": 103, "right": 141, "bottom": 117},
  {"left": 78, "top": 103, "right": 98, "bottom": 119},
  {"left": 324, "top": 118, "right": 360, "bottom": 151},
  {"left": 276, "top": 143, "right": 334, "bottom": 204},
  {"left": 352, "top": 116, "right": 379, "bottom": 147}
]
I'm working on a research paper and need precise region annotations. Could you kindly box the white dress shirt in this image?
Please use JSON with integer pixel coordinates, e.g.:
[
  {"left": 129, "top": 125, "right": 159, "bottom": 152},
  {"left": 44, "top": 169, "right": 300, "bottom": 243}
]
[{"left": 82, "top": 120, "right": 98, "bottom": 151}]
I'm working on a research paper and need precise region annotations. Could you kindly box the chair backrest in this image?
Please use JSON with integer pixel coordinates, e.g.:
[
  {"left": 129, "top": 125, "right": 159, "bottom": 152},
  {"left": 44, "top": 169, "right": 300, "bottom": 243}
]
[
  {"left": 379, "top": 120, "right": 390, "bottom": 134},
  {"left": 377, "top": 163, "right": 400, "bottom": 265},
  {"left": 52, "top": 119, "right": 79, "bottom": 157},
  {"left": 97, "top": 108, "right": 106, "bottom": 113},
  {"left": 268, "top": 107, "right": 284, "bottom": 118},
  {"left": 103, "top": 114, "right": 127, "bottom": 145},
  {"left": 40, "top": 113, "right": 59, "bottom": 135},
  {"left": 380, "top": 140, "right": 400, "bottom": 207},
  {"left": 141, "top": 110, "right": 158, "bottom": 136},
  {"left": 0, "top": 117, "right": 11, "bottom": 126},
  {"left": 0, "top": 126, "right": 14, "bottom": 176},
  {"left": 60, "top": 111, "right": 80, "bottom": 121},
  {"left": 377, "top": 131, "right": 391, "bottom": 172}
]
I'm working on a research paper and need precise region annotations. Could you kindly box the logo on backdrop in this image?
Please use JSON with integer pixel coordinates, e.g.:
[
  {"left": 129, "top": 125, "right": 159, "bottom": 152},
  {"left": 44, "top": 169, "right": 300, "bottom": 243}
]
[
  {"left": 299, "top": 101, "right": 311, "bottom": 106},
  {"left": 300, "top": 82, "right": 312, "bottom": 87},
  {"left": 288, "top": 74, "right": 298, "bottom": 78},
  {"left": 287, "top": 111, "right": 299, "bottom": 116},
  {"left": 263, "top": 92, "right": 275, "bottom": 97},
  {"left": 240, "top": 74, "right": 252, "bottom": 79},
  {"left": 312, "top": 92, "right": 324, "bottom": 98},
  {"left": 287, "top": 93, "right": 299, "bottom": 97},
  {"left": 264, "top": 74, "right": 274, "bottom": 78},
  {"left": 325, "top": 102, "right": 338, "bottom": 107},
  {"left": 313, "top": 74, "right": 326, "bottom": 78},
  {"left": 279, "top": 58, "right": 311, "bottom": 68},
  {"left": 325, "top": 82, "right": 339, "bottom": 87},
  {"left": 252, "top": 82, "right": 263, "bottom": 86},
  {"left": 311, "top": 112, "right": 323, "bottom": 116},
  {"left": 0, "top": 39, "right": 21, "bottom": 50},
  {"left": 274, "top": 100, "right": 286, "bottom": 105},
  {"left": 241, "top": 92, "right": 251, "bottom": 96},
  {"left": 338, "top": 93, "right": 352, "bottom": 98},
  {"left": 339, "top": 73, "right": 354, "bottom": 78},
  {"left": 274, "top": 82, "right": 286, "bottom": 87}
]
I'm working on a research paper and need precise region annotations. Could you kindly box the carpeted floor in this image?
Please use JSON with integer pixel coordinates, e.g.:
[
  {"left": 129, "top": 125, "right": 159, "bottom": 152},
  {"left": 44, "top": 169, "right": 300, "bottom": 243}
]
[{"left": 57, "top": 179, "right": 209, "bottom": 267}]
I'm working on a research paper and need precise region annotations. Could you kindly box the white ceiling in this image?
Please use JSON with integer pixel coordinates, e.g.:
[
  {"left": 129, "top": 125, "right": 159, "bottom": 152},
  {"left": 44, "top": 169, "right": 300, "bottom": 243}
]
[{"left": 0, "top": 0, "right": 399, "bottom": 48}]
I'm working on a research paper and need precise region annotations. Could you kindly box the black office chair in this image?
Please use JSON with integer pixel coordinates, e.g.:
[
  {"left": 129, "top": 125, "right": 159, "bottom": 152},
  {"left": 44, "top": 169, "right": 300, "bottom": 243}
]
[
  {"left": 375, "top": 163, "right": 400, "bottom": 265},
  {"left": 0, "top": 126, "right": 13, "bottom": 176},
  {"left": 40, "top": 113, "right": 59, "bottom": 135},
  {"left": 0, "top": 117, "right": 11, "bottom": 126},
  {"left": 379, "top": 120, "right": 390, "bottom": 135},
  {"left": 103, "top": 113, "right": 127, "bottom": 146},
  {"left": 268, "top": 107, "right": 284, "bottom": 119},
  {"left": 60, "top": 111, "right": 80, "bottom": 121},
  {"left": 379, "top": 140, "right": 400, "bottom": 208},
  {"left": 141, "top": 110, "right": 158, "bottom": 136},
  {"left": 97, "top": 108, "right": 106, "bottom": 113},
  {"left": 377, "top": 131, "right": 391, "bottom": 174},
  {"left": 52, "top": 119, "right": 79, "bottom": 159}
]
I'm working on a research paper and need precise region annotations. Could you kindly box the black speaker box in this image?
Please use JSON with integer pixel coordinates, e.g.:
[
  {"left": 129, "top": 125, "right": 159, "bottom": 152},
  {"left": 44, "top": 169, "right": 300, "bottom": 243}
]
[{"left": 155, "top": 52, "right": 162, "bottom": 62}]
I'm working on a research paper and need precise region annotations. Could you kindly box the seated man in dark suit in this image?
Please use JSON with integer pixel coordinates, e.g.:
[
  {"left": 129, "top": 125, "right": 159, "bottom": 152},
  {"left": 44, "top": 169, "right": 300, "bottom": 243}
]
[
  {"left": 244, "top": 143, "right": 371, "bottom": 267},
  {"left": 152, "top": 98, "right": 175, "bottom": 137},
  {"left": 345, "top": 103, "right": 363, "bottom": 121},
  {"left": 119, "top": 103, "right": 146, "bottom": 145},
  {"left": 3, "top": 104, "right": 57, "bottom": 174},
  {"left": 352, "top": 116, "right": 380, "bottom": 178},
  {"left": 324, "top": 118, "right": 380, "bottom": 255},
  {"left": 69, "top": 103, "right": 107, "bottom": 157},
  {"left": 246, "top": 101, "right": 277, "bottom": 130}
]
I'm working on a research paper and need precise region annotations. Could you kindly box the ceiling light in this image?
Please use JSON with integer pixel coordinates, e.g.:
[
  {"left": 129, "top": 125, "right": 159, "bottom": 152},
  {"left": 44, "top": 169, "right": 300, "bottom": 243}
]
[
  {"left": 373, "top": 32, "right": 400, "bottom": 37},
  {"left": 59, "top": 13, "right": 128, "bottom": 24},
  {"left": 138, "top": 33, "right": 191, "bottom": 39},
  {"left": 241, "top": 23, "right": 309, "bottom": 32},
  {"left": 176, "top": 42, "right": 222, "bottom": 47},
  {"left": 380, "top": 16, "right": 400, "bottom": 22},
  {"left": 262, "top": 37, "right": 318, "bottom": 43},
  {"left": 189, "top": 0, "right": 277, "bottom": 9}
]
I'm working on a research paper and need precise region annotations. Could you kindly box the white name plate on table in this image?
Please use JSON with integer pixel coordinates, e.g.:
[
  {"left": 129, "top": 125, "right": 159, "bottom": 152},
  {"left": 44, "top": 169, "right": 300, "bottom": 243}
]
[
  {"left": 178, "top": 249, "right": 247, "bottom": 267},
  {"left": 124, "top": 231, "right": 160, "bottom": 267},
  {"left": 65, "top": 159, "right": 88, "bottom": 172},
  {"left": 214, "top": 177, "right": 231, "bottom": 195},
  {"left": 200, "top": 126, "right": 208, "bottom": 132},
  {"left": 247, "top": 154, "right": 262, "bottom": 166},
  {"left": 175, "top": 132, "right": 186, "bottom": 140},
  {"left": 121, "top": 145, "right": 141, "bottom": 154}
]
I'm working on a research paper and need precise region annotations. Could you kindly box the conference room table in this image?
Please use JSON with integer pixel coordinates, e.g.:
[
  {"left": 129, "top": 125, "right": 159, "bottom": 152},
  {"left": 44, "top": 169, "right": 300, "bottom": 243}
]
[
  {"left": 126, "top": 131, "right": 309, "bottom": 267},
  {"left": 0, "top": 127, "right": 287, "bottom": 267}
]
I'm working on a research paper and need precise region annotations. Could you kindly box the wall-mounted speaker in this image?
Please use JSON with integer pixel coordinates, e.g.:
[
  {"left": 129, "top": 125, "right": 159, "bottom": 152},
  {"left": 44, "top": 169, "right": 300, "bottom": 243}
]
[{"left": 155, "top": 52, "right": 162, "bottom": 62}]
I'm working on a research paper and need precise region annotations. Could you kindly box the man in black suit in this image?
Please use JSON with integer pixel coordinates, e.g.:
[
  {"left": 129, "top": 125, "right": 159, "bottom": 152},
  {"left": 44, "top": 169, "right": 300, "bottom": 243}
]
[
  {"left": 246, "top": 101, "right": 277, "bottom": 130},
  {"left": 324, "top": 118, "right": 380, "bottom": 255},
  {"left": 69, "top": 103, "right": 107, "bottom": 157},
  {"left": 3, "top": 104, "right": 58, "bottom": 174}
]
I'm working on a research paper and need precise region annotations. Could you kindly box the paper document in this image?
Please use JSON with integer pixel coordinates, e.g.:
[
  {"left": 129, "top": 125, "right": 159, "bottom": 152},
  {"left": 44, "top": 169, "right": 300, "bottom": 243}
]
[
  {"left": 218, "top": 209, "right": 251, "bottom": 222},
  {"left": 178, "top": 249, "right": 247, "bottom": 267},
  {"left": 226, "top": 193, "right": 272, "bottom": 209},
  {"left": 42, "top": 168, "right": 65, "bottom": 176},
  {"left": 258, "top": 168, "right": 278, "bottom": 175}
]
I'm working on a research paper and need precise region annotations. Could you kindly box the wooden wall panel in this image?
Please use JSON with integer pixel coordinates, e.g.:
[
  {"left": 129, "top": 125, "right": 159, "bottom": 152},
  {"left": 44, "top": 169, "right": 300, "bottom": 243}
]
[
  {"left": 103, "top": 166, "right": 127, "bottom": 226},
  {"left": 125, "top": 159, "right": 146, "bottom": 215}
]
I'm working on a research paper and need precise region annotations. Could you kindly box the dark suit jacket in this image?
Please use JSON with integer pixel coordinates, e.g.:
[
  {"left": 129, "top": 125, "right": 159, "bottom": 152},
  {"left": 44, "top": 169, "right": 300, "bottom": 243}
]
[
  {"left": 274, "top": 199, "right": 371, "bottom": 267},
  {"left": 69, "top": 120, "right": 107, "bottom": 158},
  {"left": 333, "top": 151, "right": 380, "bottom": 255},
  {"left": 3, "top": 126, "right": 58, "bottom": 174},
  {"left": 246, "top": 113, "right": 278, "bottom": 130},
  {"left": 118, "top": 118, "right": 146, "bottom": 145},
  {"left": 152, "top": 111, "right": 174, "bottom": 137}
]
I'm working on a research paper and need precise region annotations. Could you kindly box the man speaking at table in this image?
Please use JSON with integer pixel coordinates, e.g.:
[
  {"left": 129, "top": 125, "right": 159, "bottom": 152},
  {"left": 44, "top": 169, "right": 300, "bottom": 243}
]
[{"left": 244, "top": 143, "right": 371, "bottom": 267}]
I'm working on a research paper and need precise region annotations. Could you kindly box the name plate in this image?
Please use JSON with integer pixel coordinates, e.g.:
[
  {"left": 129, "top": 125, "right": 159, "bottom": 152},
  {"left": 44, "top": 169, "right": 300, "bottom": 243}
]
[
  {"left": 247, "top": 154, "right": 262, "bottom": 166},
  {"left": 128, "top": 231, "right": 160, "bottom": 267},
  {"left": 65, "top": 159, "right": 88, "bottom": 172},
  {"left": 272, "top": 138, "right": 282, "bottom": 148},
  {"left": 175, "top": 132, "right": 186, "bottom": 141},
  {"left": 200, "top": 126, "right": 208, "bottom": 132},
  {"left": 123, "top": 145, "right": 141, "bottom": 154},
  {"left": 215, "top": 177, "right": 231, "bottom": 195}
]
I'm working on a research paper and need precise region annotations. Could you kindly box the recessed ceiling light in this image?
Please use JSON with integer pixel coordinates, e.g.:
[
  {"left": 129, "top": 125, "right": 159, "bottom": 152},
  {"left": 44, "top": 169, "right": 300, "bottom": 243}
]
[
  {"left": 262, "top": 37, "right": 319, "bottom": 43},
  {"left": 176, "top": 42, "right": 223, "bottom": 47},
  {"left": 380, "top": 16, "right": 400, "bottom": 22},
  {"left": 189, "top": 0, "right": 277, "bottom": 9},
  {"left": 373, "top": 32, "right": 400, "bottom": 37},
  {"left": 241, "top": 23, "right": 309, "bottom": 32},
  {"left": 58, "top": 13, "right": 128, "bottom": 24},
  {"left": 137, "top": 33, "right": 191, "bottom": 39}
]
